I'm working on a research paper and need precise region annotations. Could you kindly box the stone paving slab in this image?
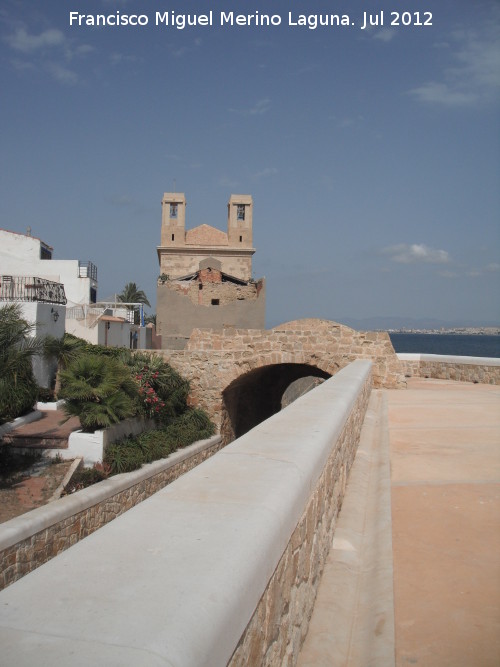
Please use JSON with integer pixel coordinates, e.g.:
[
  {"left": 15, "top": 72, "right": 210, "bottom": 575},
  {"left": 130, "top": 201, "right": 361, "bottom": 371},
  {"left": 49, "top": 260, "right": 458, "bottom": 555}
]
[
  {"left": 389, "top": 378, "right": 500, "bottom": 667},
  {"left": 390, "top": 427, "right": 500, "bottom": 483},
  {"left": 298, "top": 390, "right": 395, "bottom": 667},
  {"left": 392, "top": 483, "right": 500, "bottom": 667}
]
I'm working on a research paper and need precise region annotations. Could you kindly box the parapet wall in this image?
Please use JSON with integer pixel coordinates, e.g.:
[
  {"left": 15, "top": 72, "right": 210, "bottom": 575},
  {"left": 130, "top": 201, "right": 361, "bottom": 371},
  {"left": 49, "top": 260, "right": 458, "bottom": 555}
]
[
  {"left": 0, "top": 436, "right": 223, "bottom": 591},
  {"left": 398, "top": 353, "right": 500, "bottom": 385},
  {"left": 0, "top": 360, "right": 373, "bottom": 666}
]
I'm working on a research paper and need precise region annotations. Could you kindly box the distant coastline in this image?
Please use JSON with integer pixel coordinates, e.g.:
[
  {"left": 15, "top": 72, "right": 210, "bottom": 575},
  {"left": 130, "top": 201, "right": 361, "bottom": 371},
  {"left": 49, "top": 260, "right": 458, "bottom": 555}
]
[
  {"left": 386, "top": 327, "right": 499, "bottom": 335},
  {"left": 389, "top": 332, "right": 500, "bottom": 358}
]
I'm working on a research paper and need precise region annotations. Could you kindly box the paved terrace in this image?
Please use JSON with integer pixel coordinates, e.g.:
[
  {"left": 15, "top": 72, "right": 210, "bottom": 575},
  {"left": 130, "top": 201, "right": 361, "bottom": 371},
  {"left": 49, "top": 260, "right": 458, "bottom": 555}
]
[
  {"left": 299, "top": 377, "right": 500, "bottom": 666},
  {"left": 0, "top": 373, "right": 499, "bottom": 665}
]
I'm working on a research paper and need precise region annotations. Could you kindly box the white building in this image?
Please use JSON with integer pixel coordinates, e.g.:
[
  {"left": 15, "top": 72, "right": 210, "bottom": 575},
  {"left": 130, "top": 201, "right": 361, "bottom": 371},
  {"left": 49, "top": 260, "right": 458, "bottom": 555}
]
[
  {"left": 0, "top": 228, "right": 97, "bottom": 308},
  {"left": 0, "top": 228, "right": 151, "bottom": 350}
]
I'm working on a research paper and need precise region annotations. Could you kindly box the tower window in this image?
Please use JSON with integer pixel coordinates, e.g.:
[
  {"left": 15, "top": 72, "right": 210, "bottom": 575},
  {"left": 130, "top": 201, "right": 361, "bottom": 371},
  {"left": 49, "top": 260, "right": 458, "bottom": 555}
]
[
  {"left": 239, "top": 235, "right": 242, "bottom": 242},
  {"left": 171, "top": 234, "right": 175, "bottom": 241},
  {"left": 170, "top": 203, "right": 178, "bottom": 218},
  {"left": 211, "top": 299, "right": 220, "bottom": 306},
  {"left": 237, "top": 205, "right": 245, "bottom": 221}
]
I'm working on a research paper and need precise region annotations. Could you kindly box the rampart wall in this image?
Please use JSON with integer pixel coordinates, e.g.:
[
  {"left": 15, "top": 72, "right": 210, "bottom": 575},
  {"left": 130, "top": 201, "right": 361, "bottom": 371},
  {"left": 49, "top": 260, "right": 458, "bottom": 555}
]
[
  {"left": 162, "top": 319, "right": 405, "bottom": 431},
  {"left": 398, "top": 353, "right": 500, "bottom": 385},
  {"left": 0, "top": 436, "right": 223, "bottom": 591},
  {"left": 0, "top": 360, "right": 372, "bottom": 666}
]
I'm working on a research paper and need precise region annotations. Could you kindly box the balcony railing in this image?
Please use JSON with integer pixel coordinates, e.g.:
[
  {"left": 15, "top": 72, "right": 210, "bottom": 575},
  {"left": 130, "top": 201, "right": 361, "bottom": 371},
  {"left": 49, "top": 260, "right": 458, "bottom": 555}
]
[
  {"left": 0, "top": 275, "right": 67, "bottom": 305},
  {"left": 78, "top": 261, "right": 97, "bottom": 281}
]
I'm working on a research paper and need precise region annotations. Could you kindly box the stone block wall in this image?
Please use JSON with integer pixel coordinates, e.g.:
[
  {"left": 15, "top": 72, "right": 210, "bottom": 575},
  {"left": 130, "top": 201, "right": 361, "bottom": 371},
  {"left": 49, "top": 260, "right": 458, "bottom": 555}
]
[
  {"left": 167, "top": 278, "right": 261, "bottom": 307},
  {"left": 0, "top": 361, "right": 373, "bottom": 665},
  {"left": 398, "top": 354, "right": 500, "bottom": 385},
  {"left": 228, "top": 361, "right": 372, "bottom": 665},
  {"left": 0, "top": 436, "right": 223, "bottom": 591},
  {"left": 161, "top": 319, "right": 404, "bottom": 432}
]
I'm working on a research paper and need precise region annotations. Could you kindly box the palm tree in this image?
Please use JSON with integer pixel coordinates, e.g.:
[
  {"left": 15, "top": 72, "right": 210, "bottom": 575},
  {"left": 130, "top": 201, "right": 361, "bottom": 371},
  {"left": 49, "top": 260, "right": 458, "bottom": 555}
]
[
  {"left": 43, "top": 334, "right": 87, "bottom": 398},
  {"left": 117, "top": 282, "right": 151, "bottom": 324},
  {"left": 59, "top": 354, "right": 139, "bottom": 432},
  {"left": 0, "top": 304, "right": 42, "bottom": 424}
]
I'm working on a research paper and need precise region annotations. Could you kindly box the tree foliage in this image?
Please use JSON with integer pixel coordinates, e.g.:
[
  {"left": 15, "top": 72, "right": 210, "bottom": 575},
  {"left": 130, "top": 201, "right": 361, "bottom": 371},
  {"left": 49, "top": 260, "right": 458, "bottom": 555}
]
[
  {"left": 0, "top": 304, "right": 41, "bottom": 424},
  {"left": 59, "top": 354, "right": 139, "bottom": 431}
]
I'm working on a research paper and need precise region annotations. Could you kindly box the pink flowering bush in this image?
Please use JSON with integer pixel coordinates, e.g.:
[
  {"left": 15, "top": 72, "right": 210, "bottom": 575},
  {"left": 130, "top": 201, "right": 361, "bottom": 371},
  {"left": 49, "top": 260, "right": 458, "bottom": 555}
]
[{"left": 128, "top": 353, "right": 189, "bottom": 425}]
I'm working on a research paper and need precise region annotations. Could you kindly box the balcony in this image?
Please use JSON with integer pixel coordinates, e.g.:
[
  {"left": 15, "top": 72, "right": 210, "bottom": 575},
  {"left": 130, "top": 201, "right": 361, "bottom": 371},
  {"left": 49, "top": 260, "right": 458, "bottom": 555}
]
[
  {"left": 78, "top": 261, "right": 97, "bottom": 281},
  {"left": 0, "top": 275, "right": 67, "bottom": 305}
]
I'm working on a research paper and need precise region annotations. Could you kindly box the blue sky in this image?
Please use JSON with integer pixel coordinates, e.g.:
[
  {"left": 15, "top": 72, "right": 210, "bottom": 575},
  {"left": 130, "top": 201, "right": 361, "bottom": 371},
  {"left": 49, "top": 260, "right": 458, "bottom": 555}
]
[{"left": 1, "top": 0, "right": 499, "bottom": 327}]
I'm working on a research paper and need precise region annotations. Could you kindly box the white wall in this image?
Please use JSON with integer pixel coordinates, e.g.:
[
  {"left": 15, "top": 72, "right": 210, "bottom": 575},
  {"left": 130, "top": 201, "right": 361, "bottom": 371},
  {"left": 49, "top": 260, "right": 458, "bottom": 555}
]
[
  {"left": 0, "top": 230, "right": 97, "bottom": 307},
  {"left": 19, "top": 302, "right": 66, "bottom": 389}
]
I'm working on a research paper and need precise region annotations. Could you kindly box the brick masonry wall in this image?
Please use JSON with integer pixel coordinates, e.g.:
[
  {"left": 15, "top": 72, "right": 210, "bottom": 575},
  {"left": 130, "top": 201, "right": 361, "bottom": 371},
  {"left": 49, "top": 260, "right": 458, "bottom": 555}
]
[
  {"left": 399, "top": 357, "right": 500, "bottom": 385},
  {"left": 228, "top": 366, "right": 372, "bottom": 666},
  {"left": 168, "top": 279, "right": 260, "bottom": 307},
  {"left": 0, "top": 436, "right": 223, "bottom": 591}
]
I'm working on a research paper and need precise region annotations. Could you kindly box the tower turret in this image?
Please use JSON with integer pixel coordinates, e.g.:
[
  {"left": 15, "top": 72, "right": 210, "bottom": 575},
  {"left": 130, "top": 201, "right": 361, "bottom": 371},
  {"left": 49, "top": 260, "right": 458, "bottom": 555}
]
[
  {"left": 227, "top": 194, "right": 253, "bottom": 247},
  {"left": 161, "top": 193, "right": 186, "bottom": 247}
]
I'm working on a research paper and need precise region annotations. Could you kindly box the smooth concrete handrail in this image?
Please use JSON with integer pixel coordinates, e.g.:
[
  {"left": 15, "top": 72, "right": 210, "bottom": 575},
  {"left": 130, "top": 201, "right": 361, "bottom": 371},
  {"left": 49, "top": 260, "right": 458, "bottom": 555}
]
[
  {"left": 0, "top": 360, "right": 372, "bottom": 667},
  {"left": 397, "top": 352, "right": 500, "bottom": 366}
]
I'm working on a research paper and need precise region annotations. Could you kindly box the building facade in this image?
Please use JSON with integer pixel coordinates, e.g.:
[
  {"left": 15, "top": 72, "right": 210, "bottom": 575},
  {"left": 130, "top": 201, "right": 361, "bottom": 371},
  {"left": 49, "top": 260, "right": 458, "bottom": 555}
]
[
  {"left": 0, "top": 228, "right": 97, "bottom": 308},
  {"left": 156, "top": 193, "right": 265, "bottom": 349},
  {"left": 0, "top": 228, "right": 150, "bottom": 350}
]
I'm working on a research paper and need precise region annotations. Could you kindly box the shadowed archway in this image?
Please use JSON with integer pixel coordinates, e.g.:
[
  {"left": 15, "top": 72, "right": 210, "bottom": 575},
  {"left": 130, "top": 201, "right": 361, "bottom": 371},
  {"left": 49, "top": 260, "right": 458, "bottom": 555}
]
[{"left": 221, "top": 363, "right": 331, "bottom": 443}]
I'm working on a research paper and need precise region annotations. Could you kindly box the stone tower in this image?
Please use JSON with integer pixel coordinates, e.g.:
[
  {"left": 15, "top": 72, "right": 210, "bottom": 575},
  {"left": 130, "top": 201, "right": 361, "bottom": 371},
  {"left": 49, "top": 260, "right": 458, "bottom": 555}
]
[
  {"left": 157, "top": 193, "right": 255, "bottom": 281},
  {"left": 156, "top": 192, "right": 265, "bottom": 349}
]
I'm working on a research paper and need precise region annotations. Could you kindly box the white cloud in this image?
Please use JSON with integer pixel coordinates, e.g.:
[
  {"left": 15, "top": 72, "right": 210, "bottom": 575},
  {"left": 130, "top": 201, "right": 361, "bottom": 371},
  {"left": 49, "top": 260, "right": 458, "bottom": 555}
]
[
  {"left": 5, "top": 28, "right": 65, "bottom": 53},
  {"left": 46, "top": 62, "right": 78, "bottom": 85},
  {"left": 373, "top": 29, "right": 396, "bottom": 43},
  {"left": 4, "top": 25, "right": 92, "bottom": 85},
  {"left": 218, "top": 176, "right": 239, "bottom": 188},
  {"left": 110, "top": 52, "right": 138, "bottom": 66},
  {"left": 249, "top": 98, "right": 271, "bottom": 115},
  {"left": 485, "top": 262, "right": 500, "bottom": 272},
  {"left": 230, "top": 98, "right": 271, "bottom": 115},
  {"left": 409, "top": 82, "right": 478, "bottom": 107},
  {"left": 409, "top": 10, "right": 500, "bottom": 107},
  {"left": 252, "top": 167, "right": 278, "bottom": 179},
  {"left": 382, "top": 243, "right": 451, "bottom": 264}
]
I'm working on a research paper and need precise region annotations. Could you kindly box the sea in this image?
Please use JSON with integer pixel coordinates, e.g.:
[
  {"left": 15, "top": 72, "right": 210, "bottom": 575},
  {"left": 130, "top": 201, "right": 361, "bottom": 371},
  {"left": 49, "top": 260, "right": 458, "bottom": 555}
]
[{"left": 389, "top": 333, "right": 500, "bottom": 359}]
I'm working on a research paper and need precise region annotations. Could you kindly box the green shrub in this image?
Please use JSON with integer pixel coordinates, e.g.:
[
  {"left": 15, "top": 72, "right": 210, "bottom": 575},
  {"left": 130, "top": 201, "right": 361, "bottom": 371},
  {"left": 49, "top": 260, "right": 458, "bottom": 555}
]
[
  {"left": 125, "top": 352, "right": 190, "bottom": 424},
  {"left": 101, "top": 408, "right": 214, "bottom": 477},
  {"left": 161, "top": 408, "right": 215, "bottom": 449},
  {"left": 59, "top": 354, "right": 139, "bottom": 432},
  {"left": 104, "top": 439, "right": 144, "bottom": 475},
  {"left": 0, "top": 304, "right": 41, "bottom": 424},
  {"left": 36, "top": 387, "right": 55, "bottom": 403}
]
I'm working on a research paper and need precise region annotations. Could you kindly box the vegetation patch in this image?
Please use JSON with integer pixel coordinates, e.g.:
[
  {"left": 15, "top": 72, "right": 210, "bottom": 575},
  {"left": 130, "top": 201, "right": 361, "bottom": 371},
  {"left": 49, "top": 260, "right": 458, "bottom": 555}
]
[{"left": 64, "top": 409, "right": 215, "bottom": 491}]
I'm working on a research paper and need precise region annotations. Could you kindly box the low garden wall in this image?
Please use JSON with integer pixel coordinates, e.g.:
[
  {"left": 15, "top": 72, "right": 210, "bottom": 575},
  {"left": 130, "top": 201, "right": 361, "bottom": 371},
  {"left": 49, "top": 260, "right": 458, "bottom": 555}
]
[
  {"left": 0, "top": 359, "right": 372, "bottom": 666},
  {"left": 63, "top": 416, "right": 157, "bottom": 466},
  {"left": 0, "top": 434, "right": 223, "bottom": 591},
  {"left": 398, "top": 353, "right": 500, "bottom": 385}
]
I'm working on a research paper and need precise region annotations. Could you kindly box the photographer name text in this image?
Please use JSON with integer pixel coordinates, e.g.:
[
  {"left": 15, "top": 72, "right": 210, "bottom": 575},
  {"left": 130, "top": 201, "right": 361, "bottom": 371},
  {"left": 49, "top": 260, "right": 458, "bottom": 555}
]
[{"left": 69, "top": 10, "right": 433, "bottom": 31}]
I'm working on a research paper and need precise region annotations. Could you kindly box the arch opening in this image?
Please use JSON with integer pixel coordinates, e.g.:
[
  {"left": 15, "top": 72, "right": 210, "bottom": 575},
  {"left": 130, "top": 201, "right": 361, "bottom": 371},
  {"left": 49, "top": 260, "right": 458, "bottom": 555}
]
[{"left": 221, "top": 363, "right": 331, "bottom": 443}]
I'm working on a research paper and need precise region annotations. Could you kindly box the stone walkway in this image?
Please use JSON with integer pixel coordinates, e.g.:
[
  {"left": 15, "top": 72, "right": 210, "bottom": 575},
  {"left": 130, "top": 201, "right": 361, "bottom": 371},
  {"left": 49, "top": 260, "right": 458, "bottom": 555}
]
[
  {"left": 1, "top": 410, "right": 80, "bottom": 449},
  {"left": 299, "top": 378, "right": 500, "bottom": 666}
]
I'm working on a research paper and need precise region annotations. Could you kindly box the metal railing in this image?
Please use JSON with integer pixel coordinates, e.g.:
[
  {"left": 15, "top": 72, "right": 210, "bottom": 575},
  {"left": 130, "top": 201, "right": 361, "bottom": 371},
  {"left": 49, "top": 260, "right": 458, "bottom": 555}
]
[
  {"left": 78, "top": 261, "right": 97, "bottom": 281},
  {"left": 0, "top": 275, "right": 67, "bottom": 305}
]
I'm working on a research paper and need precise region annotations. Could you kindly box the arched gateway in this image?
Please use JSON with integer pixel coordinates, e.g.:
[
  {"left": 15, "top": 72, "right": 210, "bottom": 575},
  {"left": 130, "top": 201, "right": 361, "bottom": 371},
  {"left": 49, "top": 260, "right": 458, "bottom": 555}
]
[{"left": 159, "top": 318, "right": 405, "bottom": 441}]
